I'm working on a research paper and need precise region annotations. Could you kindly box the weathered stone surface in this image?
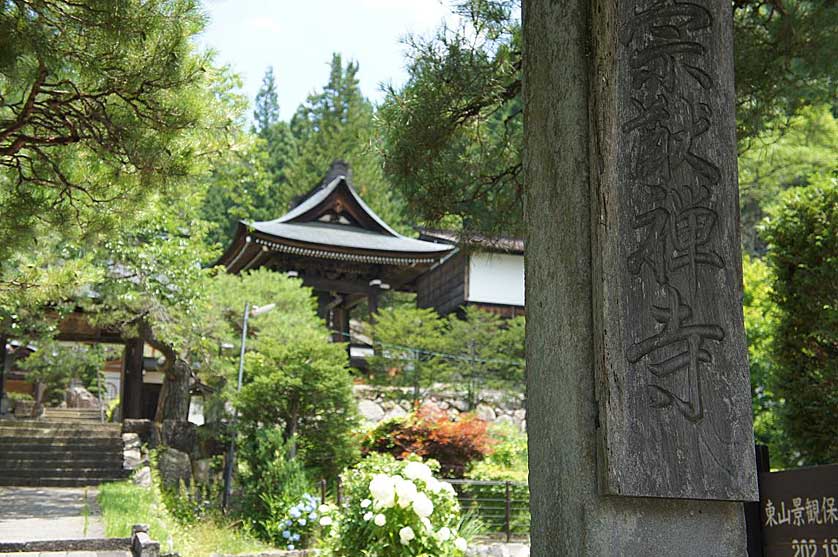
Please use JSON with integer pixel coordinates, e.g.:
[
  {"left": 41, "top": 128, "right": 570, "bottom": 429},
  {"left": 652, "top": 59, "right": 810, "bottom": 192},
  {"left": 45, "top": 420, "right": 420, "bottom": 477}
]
[
  {"left": 357, "top": 400, "right": 385, "bottom": 422},
  {"left": 133, "top": 466, "right": 152, "bottom": 488},
  {"left": 196, "top": 422, "right": 227, "bottom": 458},
  {"left": 467, "top": 543, "right": 530, "bottom": 557},
  {"left": 65, "top": 385, "right": 100, "bottom": 409},
  {"left": 123, "top": 433, "right": 141, "bottom": 451},
  {"left": 0, "top": 539, "right": 131, "bottom": 553},
  {"left": 449, "top": 398, "right": 470, "bottom": 412},
  {"left": 191, "top": 458, "right": 211, "bottom": 484},
  {"left": 162, "top": 420, "right": 196, "bottom": 455},
  {"left": 132, "top": 531, "right": 160, "bottom": 557},
  {"left": 149, "top": 422, "right": 163, "bottom": 449},
  {"left": 475, "top": 404, "right": 496, "bottom": 422},
  {"left": 381, "top": 405, "right": 407, "bottom": 421},
  {"left": 123, "top": 433, "right": 143, "bottom": 470},
  {"left": 123, "top": 419, "right": 152, "bottom": 437},
  {"left": 588, "top": 0, "right": 757, "bottom": 502},
  {"left": 523, "top": 0, "right": 750, "bottom": 554},
  {"left": 157, "top": 448, "right": 191, "bottom": 489},
  {"left": 14, "top": 400, "right": 34, "bottom": 417}
]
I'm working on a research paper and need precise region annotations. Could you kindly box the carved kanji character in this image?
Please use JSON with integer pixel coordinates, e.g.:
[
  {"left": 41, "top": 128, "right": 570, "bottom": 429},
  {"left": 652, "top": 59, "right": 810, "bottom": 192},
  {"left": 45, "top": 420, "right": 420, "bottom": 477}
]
[{"left": 626, "top": 285, "right": 724, "bottom": 422}]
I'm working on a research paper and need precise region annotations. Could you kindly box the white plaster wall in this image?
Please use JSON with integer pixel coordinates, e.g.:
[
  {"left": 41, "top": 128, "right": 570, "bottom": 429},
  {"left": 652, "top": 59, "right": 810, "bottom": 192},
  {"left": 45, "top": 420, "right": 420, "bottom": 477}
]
[{"left": 467, "top": 253, "right": 525, "bottom": 307}]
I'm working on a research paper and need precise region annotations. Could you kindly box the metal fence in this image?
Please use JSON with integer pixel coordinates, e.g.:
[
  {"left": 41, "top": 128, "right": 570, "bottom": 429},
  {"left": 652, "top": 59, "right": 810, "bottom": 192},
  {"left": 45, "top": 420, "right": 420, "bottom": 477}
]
[
  {"left": 447, "top": 479, "right": 530, "bottom": 542},
  {"left": 318, "top": 478, "right": 530, "bottom": 542}
]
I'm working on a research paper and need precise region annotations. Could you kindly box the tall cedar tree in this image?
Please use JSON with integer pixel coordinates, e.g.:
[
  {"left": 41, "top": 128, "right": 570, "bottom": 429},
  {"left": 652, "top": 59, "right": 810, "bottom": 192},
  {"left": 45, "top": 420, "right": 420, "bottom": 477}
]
[
  {"left": 762, "top": 176, "right": 837, "bottom": 466},
  {"left": 286, "top": 54, "right": 405, "bottom": 230},
  {"left": 253, "top": 67, "right": 296, "bottom": 203},
  {"left": 379, "top": 0, "right": 837, "bottom": 239}
]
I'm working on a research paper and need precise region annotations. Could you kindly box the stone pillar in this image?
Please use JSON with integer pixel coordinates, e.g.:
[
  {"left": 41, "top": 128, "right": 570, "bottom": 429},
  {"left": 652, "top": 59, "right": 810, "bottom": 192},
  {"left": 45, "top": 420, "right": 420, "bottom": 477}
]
[{"left": 523, "top": 1, "right": 755, "bottom": 555}]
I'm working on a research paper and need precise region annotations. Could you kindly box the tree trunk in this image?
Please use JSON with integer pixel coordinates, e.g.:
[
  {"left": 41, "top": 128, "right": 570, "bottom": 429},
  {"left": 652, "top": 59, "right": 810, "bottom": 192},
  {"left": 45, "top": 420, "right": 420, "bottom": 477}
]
[{"left": 154, "top": 358, "right": 190, "bottom": 423}]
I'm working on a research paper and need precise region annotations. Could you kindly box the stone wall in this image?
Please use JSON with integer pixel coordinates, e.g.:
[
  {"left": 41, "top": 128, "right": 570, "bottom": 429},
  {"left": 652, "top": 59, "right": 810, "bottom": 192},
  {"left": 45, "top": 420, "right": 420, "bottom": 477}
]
[{"left": 353, "top": 385, "right": 526, "bottom": 431}]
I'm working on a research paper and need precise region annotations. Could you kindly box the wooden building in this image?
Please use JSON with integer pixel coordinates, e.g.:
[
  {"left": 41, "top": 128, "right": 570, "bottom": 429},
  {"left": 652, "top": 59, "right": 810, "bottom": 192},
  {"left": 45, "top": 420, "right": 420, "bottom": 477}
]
[
  {"left": 416, "top": 229, "right": 525, "bottom": 318},
  {"left": 217, "top": 161, "right": 455, "bottom": 343}
]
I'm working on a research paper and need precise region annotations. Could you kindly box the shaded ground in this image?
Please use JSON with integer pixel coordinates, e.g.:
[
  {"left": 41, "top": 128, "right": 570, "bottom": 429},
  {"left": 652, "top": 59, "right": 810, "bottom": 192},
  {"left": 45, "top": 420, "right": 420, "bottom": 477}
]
[
  {"left": 0, "top": 487, "right": 105, "bottom": 542},
  {"left": 0, "top": 553, "right": 128, "bottom": 557}
]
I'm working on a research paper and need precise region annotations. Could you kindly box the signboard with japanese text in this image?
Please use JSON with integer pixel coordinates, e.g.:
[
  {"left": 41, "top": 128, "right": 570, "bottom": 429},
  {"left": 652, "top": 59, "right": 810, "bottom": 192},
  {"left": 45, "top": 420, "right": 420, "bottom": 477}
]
[
  {"left": 592, "top": 0, "right": 758, "bottom": 500},
  {"left": 761, "top": 464, "right": 838, "bottom": 557}
]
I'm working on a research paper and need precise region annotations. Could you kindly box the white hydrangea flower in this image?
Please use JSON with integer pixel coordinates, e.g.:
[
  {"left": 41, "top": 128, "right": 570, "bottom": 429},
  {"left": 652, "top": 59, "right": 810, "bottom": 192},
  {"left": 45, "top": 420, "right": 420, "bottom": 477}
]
[
  {"left": 412, "top": 492, "right": 434, "bottom": 518},
  {"left": 441, "top": 481, "right": 457, "bottom": 496},
  {"left": 437, "top": 526, "right": 452, "bottom": 542},
  {"left": 404, "top": 461, "right": 433, "bottom": 482},
  {"left": 369, "top": 474, "right": 396, "bottom": 508},
  {"left": 426, "top": 477, "right": 443, "bottom": 493},
  {"left": 363, "top": 512, "right": 373, "bottom": 521},
  {"left": 421, "top": 516, "right": 433, "bottom": 532},
  {"left": 360, "top": 498, "right": 372, "bottom": 508},
  {"left": 374, "top": 513, "right": 386, "bottom": 527},
  {"left": 319, "top": 516, "right": 333, "bottom": 526},
  {"left": 399, "top": 526, "right": 416, "bottom": 545},
  {"left": 319, "top": 504, "right": 331, "bottom": 513},
  {"left": 395, "top": 478, "right": 418, "bottom": 508},
  {"left": 455, "top": 537, "right": 468, "bottom": 551}
]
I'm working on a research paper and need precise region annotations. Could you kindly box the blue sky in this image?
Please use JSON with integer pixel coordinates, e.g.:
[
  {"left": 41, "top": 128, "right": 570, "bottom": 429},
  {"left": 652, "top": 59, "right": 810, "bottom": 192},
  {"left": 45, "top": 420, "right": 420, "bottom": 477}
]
[{"left": 197, "top": 0, "right": 462, "bottom": 121}]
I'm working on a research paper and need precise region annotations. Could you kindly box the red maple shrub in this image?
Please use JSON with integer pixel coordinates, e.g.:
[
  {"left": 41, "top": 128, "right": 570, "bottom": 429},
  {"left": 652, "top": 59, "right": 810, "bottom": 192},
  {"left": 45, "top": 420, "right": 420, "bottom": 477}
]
[{"left": 361, "top": 404, "right": 494, "bottom": 477}]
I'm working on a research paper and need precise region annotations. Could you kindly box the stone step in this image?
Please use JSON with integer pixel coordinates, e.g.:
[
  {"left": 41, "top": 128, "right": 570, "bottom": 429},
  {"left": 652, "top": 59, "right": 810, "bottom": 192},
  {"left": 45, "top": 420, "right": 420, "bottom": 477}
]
[
  {"left": 0, "top": 451, "right": 123, "bottom": 470},
  {"left": 0, "top": 445, "right": 123, "bottom": 456},
  {"left": 0, "top": 474, "right": 129, "bottom": 487},
  {"left": 0, "top": 437, "right": 122, "bottom": 447},
  {"left": 0, "top": 420, "right": 120, "bottom": 430},
  {"left": 43, "top": 407, "right": 102, "bottom": 414},
  {"left": 0, "top": 466, "right": 129, "bottom": 478},
  {"left": 0, "top": 422, "right": 122, "bottom": 434},
  {"left": 0, "top": 433, "right": 119, "bottom": 440}
]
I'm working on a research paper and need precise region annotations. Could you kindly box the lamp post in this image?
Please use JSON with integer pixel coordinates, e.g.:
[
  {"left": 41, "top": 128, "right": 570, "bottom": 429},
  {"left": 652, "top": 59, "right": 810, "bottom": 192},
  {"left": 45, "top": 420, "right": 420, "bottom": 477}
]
[{"left": 222, "top": 302, "right": 276, "bottom": 512}]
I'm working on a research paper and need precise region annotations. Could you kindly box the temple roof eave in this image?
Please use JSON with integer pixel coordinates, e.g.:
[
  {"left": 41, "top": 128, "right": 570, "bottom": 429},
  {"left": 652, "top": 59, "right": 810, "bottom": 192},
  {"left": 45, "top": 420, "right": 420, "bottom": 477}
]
[{"left": 219, "top": 225, "right": 455, "bottom": 274}]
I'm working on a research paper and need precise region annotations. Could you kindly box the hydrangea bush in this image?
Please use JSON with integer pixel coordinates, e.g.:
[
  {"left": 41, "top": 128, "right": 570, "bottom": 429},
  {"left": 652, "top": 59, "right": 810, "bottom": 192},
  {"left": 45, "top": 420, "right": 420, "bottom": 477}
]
[
  {"left": 275, "top": 493, "right": 336, "bottom": 551},
  {"left": 327, "top": 454, "right": 469, "bottom": 556}
]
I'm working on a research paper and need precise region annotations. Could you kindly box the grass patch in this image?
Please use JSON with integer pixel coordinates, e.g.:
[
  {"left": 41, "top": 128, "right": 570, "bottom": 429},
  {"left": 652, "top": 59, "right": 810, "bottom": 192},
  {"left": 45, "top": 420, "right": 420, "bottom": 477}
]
[{"left": 98, "top": 479, "right": 272, "bottom": 557}]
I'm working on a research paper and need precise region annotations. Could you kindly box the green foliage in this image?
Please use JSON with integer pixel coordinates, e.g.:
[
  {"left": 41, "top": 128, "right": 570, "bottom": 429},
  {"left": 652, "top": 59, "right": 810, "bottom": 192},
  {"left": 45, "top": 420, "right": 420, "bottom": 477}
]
[
  {"left": 379, "top": 0, "right": 522, "bottom": 238},
  {"left": 254, "top": 67, "right": 281, "bottom": 135},
  {"left": 733, "top": 1, "right": 837, "bottom": 140},
  {"left": 237, "top": 427, "right": 313, "bottom": 545},
  {"left": 18, "top": 340, "right": 106, "bottom": 405},
  {"left": 202, "top": 67, "right": 297, "bottom": 248},
  {"left": 0, "top": 0, "right": 226, "bottom": 257},
  {"left": 380, "top": 0, "right": 836, "bottom": 239},
  {"left": 238, "top": 336, "right": 359, "bottom": 478},
  {"left": 286, "top": 54, "right": 405, "bottom": 231},
  {"left": 443, "top": 308, "right": 524, "bottom": 405},
  {"left": 161, "top": 479, "right": 219, "bottom": 525},
  {"left": 365, "top": 306, "right": 451, "bottom": 400},
  {"left": 99, "top": 479, "right": 270, "bottom": 557},
  {"left": 742, "top": 255, "right": 792, "bottom": 465},
  {"left": 365, "top": 306, "right": 525, "bottom": 406},
  {"left": 328, "top": 454, "right": 469, "bottom": 557},
  {"left": 762, "top": 174, "right": 837, "bottom": 465},
  {"left": 738, "top": 105, "right": 838, "bottom": 253},
  {"left": 222, "top": 269, "right": 359, "bottom": 478},
  {"left": 463, "top": 423, "right": 529, "bottom": 536}
]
